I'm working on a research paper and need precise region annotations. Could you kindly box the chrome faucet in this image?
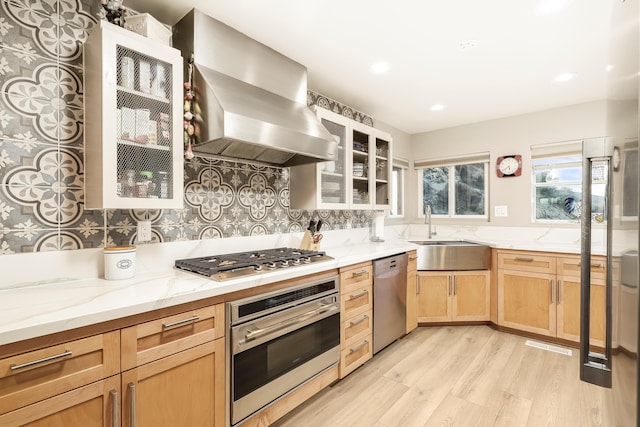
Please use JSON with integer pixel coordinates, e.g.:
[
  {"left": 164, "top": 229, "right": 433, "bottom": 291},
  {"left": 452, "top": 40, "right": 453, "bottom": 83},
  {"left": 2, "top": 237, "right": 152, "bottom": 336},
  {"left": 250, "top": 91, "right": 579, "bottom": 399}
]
[{"left": 425, "top": 204, "right": 437, "bottom": 239}]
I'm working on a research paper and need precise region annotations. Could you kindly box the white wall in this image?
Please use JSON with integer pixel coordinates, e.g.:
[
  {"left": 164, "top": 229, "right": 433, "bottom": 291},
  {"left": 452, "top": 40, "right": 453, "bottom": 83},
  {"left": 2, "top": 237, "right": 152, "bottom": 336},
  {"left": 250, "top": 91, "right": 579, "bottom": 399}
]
[{"left": 407, "top": 100, "right": 612, "bottom": 227}]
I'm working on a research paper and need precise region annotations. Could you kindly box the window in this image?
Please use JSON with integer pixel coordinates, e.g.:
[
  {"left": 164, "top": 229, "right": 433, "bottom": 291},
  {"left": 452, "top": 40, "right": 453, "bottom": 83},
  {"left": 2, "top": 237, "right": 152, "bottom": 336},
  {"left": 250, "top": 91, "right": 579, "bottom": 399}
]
[
  {"left": 389, "top": 158, "right": 408, "bottom": 217},
  {"left": 622, "top": 144, "right": 638, "bottom": 218},
  {"left": 416, "top": 153, "right": 489, "bottom": 219},
  {"left": 531, "top": 140, "right": 609, "bottom": 223},
  {"left": 532, "top": 155, "right": 583, "bottom": 221}
]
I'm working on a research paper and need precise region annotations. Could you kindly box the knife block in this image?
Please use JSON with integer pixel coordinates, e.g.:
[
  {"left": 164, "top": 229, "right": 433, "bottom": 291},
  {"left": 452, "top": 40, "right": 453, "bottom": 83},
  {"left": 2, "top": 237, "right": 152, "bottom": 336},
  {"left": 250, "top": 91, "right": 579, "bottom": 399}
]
[{"left": 300, "top": 230, "right": 320, "bottom": 251}]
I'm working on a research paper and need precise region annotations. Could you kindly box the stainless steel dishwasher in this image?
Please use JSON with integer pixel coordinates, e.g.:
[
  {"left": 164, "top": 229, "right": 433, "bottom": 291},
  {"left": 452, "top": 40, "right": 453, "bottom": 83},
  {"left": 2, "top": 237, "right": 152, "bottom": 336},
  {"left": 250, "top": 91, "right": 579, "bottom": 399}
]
[{"left": 373, "top": 253, "right": 408, "bottom": 354}]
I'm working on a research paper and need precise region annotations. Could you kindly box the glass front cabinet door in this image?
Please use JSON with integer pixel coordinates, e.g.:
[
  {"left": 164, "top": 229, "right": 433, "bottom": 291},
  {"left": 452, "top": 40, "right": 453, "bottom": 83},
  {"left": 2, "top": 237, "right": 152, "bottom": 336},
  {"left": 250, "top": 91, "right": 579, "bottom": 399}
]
[
  {"left": 83, "top": 21, "right": 184, "bottom": 209},
  {"left": 289, "top": 107, "right": 392, "bottom": 210}
]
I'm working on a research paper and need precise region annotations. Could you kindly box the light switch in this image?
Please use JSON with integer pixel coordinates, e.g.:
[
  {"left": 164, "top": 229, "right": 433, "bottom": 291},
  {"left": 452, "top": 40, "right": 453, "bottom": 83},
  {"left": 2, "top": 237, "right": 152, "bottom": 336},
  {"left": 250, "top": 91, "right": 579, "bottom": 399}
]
[{"left": 495, "top": 205, "right": 508, "bottom": 217}]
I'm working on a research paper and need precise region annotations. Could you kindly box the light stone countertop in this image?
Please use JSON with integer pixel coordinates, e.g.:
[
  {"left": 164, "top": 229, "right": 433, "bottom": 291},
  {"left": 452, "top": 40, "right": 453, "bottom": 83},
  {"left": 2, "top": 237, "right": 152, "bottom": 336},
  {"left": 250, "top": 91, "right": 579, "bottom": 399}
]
[
  {"left": 2, "top": 223, "right": 634, "bottom": 347},
  {"left": 0, "top": 237, "right": 416, "bottom": 347}
]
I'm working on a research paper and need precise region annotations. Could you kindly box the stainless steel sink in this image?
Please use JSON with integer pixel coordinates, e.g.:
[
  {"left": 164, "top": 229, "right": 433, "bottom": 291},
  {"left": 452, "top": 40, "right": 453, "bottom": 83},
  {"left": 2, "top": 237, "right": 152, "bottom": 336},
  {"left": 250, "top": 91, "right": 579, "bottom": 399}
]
[{"left": 410, "top": 240, "right": 491, "bottom": 270}]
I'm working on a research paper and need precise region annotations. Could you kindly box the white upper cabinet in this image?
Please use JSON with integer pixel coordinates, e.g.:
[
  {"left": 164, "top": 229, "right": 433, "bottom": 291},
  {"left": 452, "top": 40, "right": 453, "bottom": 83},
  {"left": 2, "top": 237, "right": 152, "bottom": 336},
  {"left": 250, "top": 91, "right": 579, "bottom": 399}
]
[
  {"left": 83, "top": 21, "right": 184, "bottom": 209},
  {"left": 290, "top": 107, "right": 392, "bottom": 210}
]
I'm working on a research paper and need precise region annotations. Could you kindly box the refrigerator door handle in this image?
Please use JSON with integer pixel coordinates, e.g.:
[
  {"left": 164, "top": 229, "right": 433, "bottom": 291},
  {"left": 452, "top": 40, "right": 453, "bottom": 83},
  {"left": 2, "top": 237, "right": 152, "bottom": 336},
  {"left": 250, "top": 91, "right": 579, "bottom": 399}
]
[{"left": 579, "top": 139, "right": 613, "bottom": 389}]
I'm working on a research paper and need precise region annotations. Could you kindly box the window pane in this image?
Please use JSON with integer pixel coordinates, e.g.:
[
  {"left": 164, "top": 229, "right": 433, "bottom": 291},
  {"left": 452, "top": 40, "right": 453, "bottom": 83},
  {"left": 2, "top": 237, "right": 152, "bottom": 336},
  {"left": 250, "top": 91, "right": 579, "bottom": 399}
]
[
  {"left": 623, "top": 149, "right": 638, "bottom": 217},
  {"left": 534, "top": 165, "right": 582, "bottom": 184},
  {"left": 535, "top": 185, "right": 581, "bottom": 220},
  {"left": 390, "top": 166, "right": 404, "bottom": 216},
  {"left": 454, "top": 163, "right": 485, "bottom": 215},
  {"left": 422, "top": 167, "right": 448, "bottom": 215}
]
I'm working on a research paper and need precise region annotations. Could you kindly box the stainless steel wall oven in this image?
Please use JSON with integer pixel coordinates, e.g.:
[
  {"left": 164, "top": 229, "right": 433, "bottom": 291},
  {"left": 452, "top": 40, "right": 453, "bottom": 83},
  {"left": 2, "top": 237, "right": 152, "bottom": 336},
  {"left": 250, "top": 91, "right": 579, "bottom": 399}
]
[{"left": 228, "top": 275, "right": 340, "bottom": 425}]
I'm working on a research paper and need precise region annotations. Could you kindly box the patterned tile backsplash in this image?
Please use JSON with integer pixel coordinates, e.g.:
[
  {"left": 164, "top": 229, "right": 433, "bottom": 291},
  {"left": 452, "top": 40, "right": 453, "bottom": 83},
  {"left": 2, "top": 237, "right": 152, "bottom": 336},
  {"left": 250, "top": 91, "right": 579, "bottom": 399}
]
[{"left": 0, "top": 0, "right": 375, "bottom": 255}]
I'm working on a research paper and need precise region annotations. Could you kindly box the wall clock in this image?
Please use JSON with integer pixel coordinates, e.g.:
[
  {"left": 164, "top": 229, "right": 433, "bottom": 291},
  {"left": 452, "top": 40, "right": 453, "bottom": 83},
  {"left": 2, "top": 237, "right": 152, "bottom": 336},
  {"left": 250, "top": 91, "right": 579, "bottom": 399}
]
[{"left": 496, "top": 154, "right": 522, "bottom": 177}]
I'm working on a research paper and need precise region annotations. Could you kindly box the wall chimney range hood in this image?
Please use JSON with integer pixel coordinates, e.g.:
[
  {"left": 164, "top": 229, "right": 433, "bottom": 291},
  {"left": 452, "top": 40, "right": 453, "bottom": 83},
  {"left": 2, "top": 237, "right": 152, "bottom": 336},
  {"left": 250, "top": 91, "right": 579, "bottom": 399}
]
[{"left": 172, "top": 9, "right": 338, "bottom": 167}]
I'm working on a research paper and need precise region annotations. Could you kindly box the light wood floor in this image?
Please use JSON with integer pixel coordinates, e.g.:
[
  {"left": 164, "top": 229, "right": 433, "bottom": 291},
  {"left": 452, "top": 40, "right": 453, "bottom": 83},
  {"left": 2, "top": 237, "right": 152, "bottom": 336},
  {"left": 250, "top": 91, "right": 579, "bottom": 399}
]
[{"left": 273, "top": 326, "right": 622, "bottom": 427}]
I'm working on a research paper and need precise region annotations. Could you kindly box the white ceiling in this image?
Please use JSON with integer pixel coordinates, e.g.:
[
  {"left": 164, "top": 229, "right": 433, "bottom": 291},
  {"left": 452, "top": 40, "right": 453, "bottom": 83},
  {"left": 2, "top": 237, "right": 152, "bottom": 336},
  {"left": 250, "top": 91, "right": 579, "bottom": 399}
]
[{"left": 124, "top": 0, "right": 620, "bottom": 134}]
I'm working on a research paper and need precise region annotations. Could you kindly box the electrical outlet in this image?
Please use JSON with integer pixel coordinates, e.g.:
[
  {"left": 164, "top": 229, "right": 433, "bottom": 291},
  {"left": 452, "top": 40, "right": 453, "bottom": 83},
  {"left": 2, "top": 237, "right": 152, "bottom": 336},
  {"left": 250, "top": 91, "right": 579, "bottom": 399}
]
[
  {"left": 137, "top": 220, "right": 152, "bottom": 242},
  {"left": 494, "top": 205, "right": 508, "bottom": 217}
]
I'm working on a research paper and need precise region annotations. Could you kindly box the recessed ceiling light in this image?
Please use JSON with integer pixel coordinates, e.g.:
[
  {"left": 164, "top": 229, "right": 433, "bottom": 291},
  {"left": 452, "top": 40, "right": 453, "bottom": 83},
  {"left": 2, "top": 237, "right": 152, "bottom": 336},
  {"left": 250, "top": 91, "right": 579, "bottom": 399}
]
[
  {"left": 605, "top": 64, "right": 614, "bottom": 72},
  {"left": 536, "top": 0, "right": 570, "bottom": 15},
  {"left": 458, "top": 40, "right": 478, "bottom": 51},
  {"left": 431, "top": 104, "right": 445, "bottom": 111},
  {"left": 370, "top": 62, "right": 390, "bottom": 74},
  {"left": 553, "top": 72, "right": 577, "bottom": 83}
]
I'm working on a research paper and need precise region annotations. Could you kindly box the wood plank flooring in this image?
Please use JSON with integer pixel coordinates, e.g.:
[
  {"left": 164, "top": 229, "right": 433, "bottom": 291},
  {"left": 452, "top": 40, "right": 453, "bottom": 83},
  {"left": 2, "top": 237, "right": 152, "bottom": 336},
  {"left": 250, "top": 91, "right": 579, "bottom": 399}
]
[{"left": 272, "top": 326, "right": 619, "bottom": 427}]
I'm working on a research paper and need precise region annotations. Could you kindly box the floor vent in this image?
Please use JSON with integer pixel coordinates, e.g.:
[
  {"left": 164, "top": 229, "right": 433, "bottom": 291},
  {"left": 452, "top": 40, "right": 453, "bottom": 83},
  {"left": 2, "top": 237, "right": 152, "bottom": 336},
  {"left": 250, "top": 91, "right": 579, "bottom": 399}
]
[{"left": 525, "top": 339, "right": 573, "bottom": 356}]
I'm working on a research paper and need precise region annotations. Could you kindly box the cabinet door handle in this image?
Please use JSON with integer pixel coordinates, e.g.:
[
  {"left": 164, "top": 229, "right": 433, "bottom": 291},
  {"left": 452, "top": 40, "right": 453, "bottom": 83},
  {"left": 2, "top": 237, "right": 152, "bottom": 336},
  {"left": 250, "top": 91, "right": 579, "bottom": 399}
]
[
  {"left": 352, "top": 270, "right": 368, "bottom": 277},
  {"left": 448, "top": 276, "right": 452, "bottom": 296},
  {"left": 350, "top": 340, "right": 369, "bottom": 353},
  {"left": 453, "top": 276, "right": 457, "bottom": 296},
  {"left": 515, "top": 256, "right": 535, "bottom": 262},
  {"left": 558, "top": 280, "right": 562, "bottom": 304},
  {"left": 162, "top": 315, "right": 200, "bottom": 330},
  {"left": 416, "top": 276, "right": 420, "bottom": 295},
  {"left": 128, "top": 382, "right": 136, "bottom": 427},
  {"left": 409, "top": 255, "right": 418, "bottom": 261},
  {"left": 110, "top": 389, "right": 119, "bottom": 427},
  {"left": 550, "top": 280, "right": 555, "bottom": 304},
  {"left": 10, "top": 349, "right": 72, "bottom": 371},
  {"left": 349, "top": 290, "right": 368, "bottom": 300},
  {"left": 350, "top": 314, "right": 369, "bottom": 326}
]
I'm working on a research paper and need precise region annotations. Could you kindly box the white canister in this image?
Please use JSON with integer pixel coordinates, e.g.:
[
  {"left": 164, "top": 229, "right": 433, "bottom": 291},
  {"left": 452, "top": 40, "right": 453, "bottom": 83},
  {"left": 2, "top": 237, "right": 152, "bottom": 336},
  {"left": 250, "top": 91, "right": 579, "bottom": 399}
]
[
  {"left": 104, "top": 245, "right": 136, "bottom": 280},
  {"left": 120, "top": 56, "right": 134, "bottom": 90}
]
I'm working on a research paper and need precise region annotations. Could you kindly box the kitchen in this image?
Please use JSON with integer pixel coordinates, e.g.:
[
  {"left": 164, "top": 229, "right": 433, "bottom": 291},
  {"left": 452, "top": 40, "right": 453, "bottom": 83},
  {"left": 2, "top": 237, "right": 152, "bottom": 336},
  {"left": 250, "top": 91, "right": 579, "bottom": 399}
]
[{"left": 0, "top": 0, "right": 638, "bottom": 426}]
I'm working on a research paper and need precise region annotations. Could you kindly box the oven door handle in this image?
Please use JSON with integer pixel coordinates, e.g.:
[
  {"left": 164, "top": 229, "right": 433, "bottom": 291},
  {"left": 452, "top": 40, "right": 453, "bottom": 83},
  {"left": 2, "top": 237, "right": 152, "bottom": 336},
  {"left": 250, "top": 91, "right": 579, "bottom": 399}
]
[{"left": 241, "top": 303, "right": 338, "bottom": 345}]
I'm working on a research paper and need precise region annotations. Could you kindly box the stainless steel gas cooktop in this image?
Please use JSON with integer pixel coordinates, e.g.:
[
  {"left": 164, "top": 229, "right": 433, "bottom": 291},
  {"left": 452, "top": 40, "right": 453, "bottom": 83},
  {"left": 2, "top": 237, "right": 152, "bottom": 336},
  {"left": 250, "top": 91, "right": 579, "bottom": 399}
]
[{"left": 175, "top": 247, "right": 333, "bottom": 281}]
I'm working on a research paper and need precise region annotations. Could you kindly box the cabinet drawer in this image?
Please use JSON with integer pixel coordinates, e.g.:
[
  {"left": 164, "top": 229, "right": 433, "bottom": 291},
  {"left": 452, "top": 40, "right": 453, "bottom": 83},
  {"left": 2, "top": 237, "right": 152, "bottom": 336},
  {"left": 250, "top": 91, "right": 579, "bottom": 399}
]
[
  {"left": 340, "top": 262, "right": 373, "bottom": 293},
  {"left": 407, "top": 250, "right": 418, "bottom": 273},
  {"left": 0, "top": 331, "right": 120, "bottom": 415},
  {"left": 341, "top": 310, "right": 372, "bottom": 346},
  {"left": 498, "top": 251, "right": 556, "bottom": 274},
  {"left": 340, "top": 332, "right": 372, "bottom": 378},
  {"left": 121, "top": 303, "right": 224, "bottom": 370},
  {"left": 341, "top": 284, "right": 372, "bottom": 319},
  {"left": 557, "top": 256, "right": 606, "bottom": 279}
]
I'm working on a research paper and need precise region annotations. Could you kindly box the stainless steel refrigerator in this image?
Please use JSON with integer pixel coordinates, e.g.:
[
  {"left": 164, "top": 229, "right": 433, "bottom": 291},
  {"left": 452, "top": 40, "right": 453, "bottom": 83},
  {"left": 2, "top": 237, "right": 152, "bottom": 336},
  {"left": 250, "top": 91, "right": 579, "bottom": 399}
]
[{"left": 579, "top": 1, "right": 639, "bottom": 424}]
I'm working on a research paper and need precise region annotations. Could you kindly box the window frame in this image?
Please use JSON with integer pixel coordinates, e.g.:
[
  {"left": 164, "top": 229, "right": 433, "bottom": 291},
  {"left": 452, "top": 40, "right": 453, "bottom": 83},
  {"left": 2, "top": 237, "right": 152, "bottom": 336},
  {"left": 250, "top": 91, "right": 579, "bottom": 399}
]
[
  {"left": 388, "top": 161, "right": 406, "bottom": 218},
  {"left": 417, "top": 160, "right": 489, "bottom": 220},
  {"left": 531, "top": 154, "right": 583, "bottom": 224}
]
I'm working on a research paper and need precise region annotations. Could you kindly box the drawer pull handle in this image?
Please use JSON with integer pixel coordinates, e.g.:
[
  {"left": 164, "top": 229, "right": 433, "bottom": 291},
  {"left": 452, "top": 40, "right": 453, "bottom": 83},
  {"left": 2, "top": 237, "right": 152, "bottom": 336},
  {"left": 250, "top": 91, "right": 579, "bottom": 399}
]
[
  {"left": 162, "top": 315, "right": 200, "bottom": 330},
  {"left": 350, "top": 315, "right": 369, "bottom": 326},
  {"left": 128, "top": 382, "right": 136, "bottom": 427},
  {"left": 350, "top": 340, "right": 369, "bottom": 353},
  {"left": 591, "top": 263, "right": 604, "bottom": 269},
  {"left": 110, "top": 389, "right": 119, "bottom": 427},
  {"left": 352, "top": 270, "right": 368, "bottom": 277},
  {"left": 515, "top": 257, "right": 534, "bottom": 262},
  {"left": 409, "top": 256, "right": 418, "bottom": 261},
  {"left": 349, "top": 290, "right": 369, "bottom": 300},
  {"left": 10, "top": 349, "right": 72, "bottom": 371}
]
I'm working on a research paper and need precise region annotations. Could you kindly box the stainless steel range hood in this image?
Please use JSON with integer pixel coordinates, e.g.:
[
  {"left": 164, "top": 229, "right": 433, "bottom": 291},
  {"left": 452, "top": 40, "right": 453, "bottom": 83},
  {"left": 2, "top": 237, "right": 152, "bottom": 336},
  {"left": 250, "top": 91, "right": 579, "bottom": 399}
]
[{"left": 172, "top": 9, "right": 338, "bottom": 167}]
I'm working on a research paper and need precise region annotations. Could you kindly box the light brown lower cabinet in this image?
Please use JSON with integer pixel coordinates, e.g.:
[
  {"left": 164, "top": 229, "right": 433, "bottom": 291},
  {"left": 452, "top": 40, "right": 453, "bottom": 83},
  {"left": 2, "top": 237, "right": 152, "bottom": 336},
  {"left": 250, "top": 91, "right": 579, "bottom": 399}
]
[
  {"left": 497, "top": 251, "right": 609, "bottom": 346},
  {"left": 417, "top": 270, "right": 490, "bottom": 323},
  {"left": 0, "top": 376, "right": 120, "bottom": 427},
  {"left": 406, "top": 251, "right": 418, "bottom": 333},
  {"left": 121, "top": 338, "right": 225, "bottom": 427}
]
